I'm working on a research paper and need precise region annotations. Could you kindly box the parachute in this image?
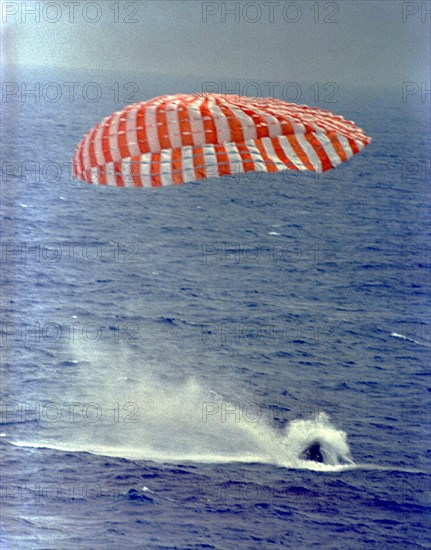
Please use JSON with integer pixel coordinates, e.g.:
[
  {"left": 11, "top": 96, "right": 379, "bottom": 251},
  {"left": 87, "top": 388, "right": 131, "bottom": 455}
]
[{"left": 73, "top": 93, "right": 372, "bottom": 187}]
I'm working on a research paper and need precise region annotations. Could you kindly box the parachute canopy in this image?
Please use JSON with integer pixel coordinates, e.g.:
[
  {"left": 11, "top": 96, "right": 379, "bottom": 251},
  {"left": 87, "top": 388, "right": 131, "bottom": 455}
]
[{"left": 73, "top": 93, "right": 372, "bottom": 188}]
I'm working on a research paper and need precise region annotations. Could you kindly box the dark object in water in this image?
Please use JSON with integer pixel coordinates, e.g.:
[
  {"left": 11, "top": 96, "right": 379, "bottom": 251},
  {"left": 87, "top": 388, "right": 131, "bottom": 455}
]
[
  {"left": 127, "top": 489, "right": 154, "bottom": 503},
  {"left": 302, "top": 441, "right": 324, "bottom": 463}
]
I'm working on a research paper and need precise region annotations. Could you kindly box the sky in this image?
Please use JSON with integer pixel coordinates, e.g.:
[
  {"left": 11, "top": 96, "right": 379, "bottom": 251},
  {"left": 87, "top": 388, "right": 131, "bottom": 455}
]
[{"left": 1, "top": 0, "right": 430, "bottom": 88}]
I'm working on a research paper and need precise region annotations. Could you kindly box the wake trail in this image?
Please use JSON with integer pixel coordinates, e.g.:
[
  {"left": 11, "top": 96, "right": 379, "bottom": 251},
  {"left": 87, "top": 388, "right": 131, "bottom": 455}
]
[{"left": 4, "top": 341, "right": 407, "bottom": 473}]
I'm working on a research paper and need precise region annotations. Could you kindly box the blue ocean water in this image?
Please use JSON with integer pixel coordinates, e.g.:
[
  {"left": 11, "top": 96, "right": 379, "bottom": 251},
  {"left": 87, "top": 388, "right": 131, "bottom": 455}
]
[{"left": 1, "top": 66, "right": 430, "bottom": 549}]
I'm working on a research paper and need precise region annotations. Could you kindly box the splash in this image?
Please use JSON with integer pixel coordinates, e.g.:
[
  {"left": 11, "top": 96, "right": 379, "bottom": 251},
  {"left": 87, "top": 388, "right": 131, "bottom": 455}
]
[
  {"left": 280, "top": 413, "right": 354, "bottom": 470},
  {"left": 10, "top": 343, "right": 354, "bottom": 471}
]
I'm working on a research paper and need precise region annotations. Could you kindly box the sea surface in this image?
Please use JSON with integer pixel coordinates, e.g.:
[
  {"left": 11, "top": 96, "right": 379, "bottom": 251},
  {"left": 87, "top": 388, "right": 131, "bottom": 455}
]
[{"left": 1, "top": 66, "right": 430, "bottom": 549}]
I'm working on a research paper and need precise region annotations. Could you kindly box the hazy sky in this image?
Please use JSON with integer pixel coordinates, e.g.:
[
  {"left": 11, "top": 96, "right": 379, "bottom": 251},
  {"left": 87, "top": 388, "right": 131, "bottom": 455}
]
[{"left": 2, "top": 0, "right": 430, "bottom": 87}]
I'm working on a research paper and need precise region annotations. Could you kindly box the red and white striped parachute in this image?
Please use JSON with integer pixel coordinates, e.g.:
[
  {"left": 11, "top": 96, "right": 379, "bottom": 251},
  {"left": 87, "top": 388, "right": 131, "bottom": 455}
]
[{"left": 73, "top": 93, "right": 372, "bottom": 187}]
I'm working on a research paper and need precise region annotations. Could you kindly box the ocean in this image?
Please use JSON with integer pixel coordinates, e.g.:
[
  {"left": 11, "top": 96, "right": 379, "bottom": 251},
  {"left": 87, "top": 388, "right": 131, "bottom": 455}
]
[{"left": 1, "top": 66, "right": 430, "bottom": 549}]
